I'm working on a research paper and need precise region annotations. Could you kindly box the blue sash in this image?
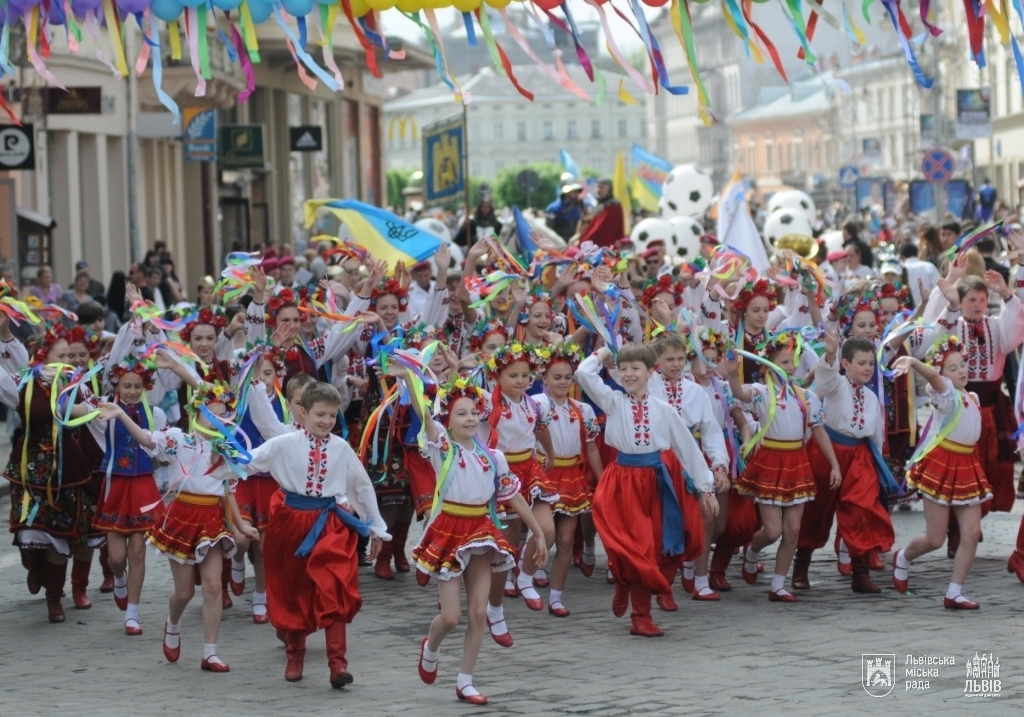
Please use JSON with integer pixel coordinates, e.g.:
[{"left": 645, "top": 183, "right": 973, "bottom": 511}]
[
  {"left": 283, "top": 491, "right": 373, "bottom": 557},
  {"left": 824, "top": 426, "right": 902, "bottom": 497},
  {"left": 615, "top": 452, "right": 685, "bottom": 556}
]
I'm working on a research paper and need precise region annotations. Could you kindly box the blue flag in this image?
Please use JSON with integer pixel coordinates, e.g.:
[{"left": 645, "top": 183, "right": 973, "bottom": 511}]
[{"left": 560, "top": 148, "right": 581, "bottom": 180}]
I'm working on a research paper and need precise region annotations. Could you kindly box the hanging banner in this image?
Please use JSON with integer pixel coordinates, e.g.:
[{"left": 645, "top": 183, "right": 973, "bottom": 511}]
[
  {"left": 183, "top": 107, "right": 216, "bottom": 163},
  {"left": 421, "top": 115, "right": 466, "bottom": 209},
  {"left": 956, "top": 88, "right": 992, "bottom": 139}
]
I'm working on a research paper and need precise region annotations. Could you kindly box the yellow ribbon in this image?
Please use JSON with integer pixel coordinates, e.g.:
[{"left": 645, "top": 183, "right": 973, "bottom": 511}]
[
  {"left": 101, "top": 0, "right": 129, "bottom": 76},
  {"left": 168, "top": 20, "right": 182, "bottom": 61}
]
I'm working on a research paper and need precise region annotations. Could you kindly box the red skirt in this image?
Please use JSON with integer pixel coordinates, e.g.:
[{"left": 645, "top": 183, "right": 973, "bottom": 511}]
[
  {"left": 264, "top": 501, "right": 362, "bottom": 633},
  {"left": 92, "top": 474, "right": 164, "bottom": 534},
  {"left": 549, "top": 459, "right": 592, "bottom": 516},
  {"left": 146, "top": 493, "right": 235, "bottom": 565},
  {"left": 975, "top": 404, "right": 1016, "bottom": 511},
  {"left": 497, "top": 452, "right": 556, "bottom": 517},
  {"left": 412, "top": 503, "right": 516, "bottom": 580},
  {"left": 662, "top": 451, "right": 705, "bottom": 563},
  {"left": 406, "top": 449, "right": 437, "bottom": 518},
  {"left": 592, "top": 463, "right": 672, "bottom": 594},
  {"left": 736, "top": 442, "right": 816, "bottom": 506},
  {"left": 234, "top": 474, "right": 278, "bottom": 530},
  {"left": 909, "top": 442, "right": 993, "bottom": 506}
]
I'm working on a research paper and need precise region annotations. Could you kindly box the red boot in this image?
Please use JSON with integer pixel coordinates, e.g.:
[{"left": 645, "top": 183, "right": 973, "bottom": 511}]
[
  {"left": 374, "top": 539, "right": 395, "bottom": 580},
  {"left": 611, "top": 582, "right": 630, "bottom": 617},
  {"left": 628, "top": 585, "right": 663, "bottom": 637},
  {"left": 99, "top": 544, "right": 114, "bottom": 593},
  {"left": 709, "top": 544, "right": 733, "bottom": 592},
  {"left": 851, "top": 555, "right": 882, "bottom": 594},
  {"left": 71, "top": 559, "right": 93, "bottom": 609},
  {"left": 867, "top": 551, "right": 885, "bottom": 571},
  {"left": 22, "top": 548, "right": 46, "bottom": 595},
  {"left": 44, "top": 561, "right": 68, "bottom": 624},
  {"left": 1008, "top": 519, "right": 1024, "bottom": 584},
  {"left": 284, "top": 631, "right": 306, "bottom": 682},
  {"left": 791, "top": 548, "right": 812, "bottom": 591},
  {"left": 391, "top": 521, "right": 411, "bottom": 573},
  {"left": 326, "top": 622, "right": 353, "bottom": 688}
]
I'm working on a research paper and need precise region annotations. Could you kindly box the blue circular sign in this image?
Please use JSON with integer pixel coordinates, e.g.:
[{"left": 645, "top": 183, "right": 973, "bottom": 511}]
[{"left": 922, "top": 149, "right": 954, "bottom": 183}]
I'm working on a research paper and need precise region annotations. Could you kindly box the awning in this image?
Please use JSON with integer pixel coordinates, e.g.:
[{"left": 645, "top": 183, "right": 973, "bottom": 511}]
[{"left": 16, "top": 207, "right": 56, "bottom": 230}]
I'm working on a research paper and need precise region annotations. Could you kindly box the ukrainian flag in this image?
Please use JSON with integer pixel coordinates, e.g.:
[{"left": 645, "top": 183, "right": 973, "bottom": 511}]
[
  {"left": 630, "top": 143, "right": 673, "bottom": 213},
  {"left": 304, "top": 199, "right": 443, "bottom": 267}
]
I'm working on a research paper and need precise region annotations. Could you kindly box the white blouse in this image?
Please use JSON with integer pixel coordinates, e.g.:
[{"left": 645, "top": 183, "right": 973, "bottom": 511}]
[
  {"left": 815, "top": 355, "right": 885, "bottom": 449},
  {"left": 648, "top": 373, "right": 729, "bottom": 471},
  {"left": 145, "top": 428, "right": 238, "bottom": 496},
  {"left": 479, "top": 391, "right": 549, "bottom": 453},
  {"left": 247, "top": 383, "right": 299, "bottom": 440},
  {"left": 534, "top": 394, "right": 599, "bottom": 458},
  {"left": 924, "top": 377, "right": 982, "bottom": 446},
  {"left": 918, "top": 296, "right": 1024, "bottom": 382},
  {"left": 0, "top": 337, "right": 27, "bottom": 376},
  {"left": 575, "top": 354, "right": 714, "bottom": 493},
  {"left": 422, "top": 423, "right": 521, "bottom": 507},
  {"left": 739, "top": 382, "right": 824, "bottom": 442},
  {"left": 245, "top": 429, "right": 390, "bottom": 540}
]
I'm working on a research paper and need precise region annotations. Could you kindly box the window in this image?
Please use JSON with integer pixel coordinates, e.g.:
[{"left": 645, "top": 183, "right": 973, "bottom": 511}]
[
  {"left": 618, "top": 119, "right": 627, "bottom": 138},
  {"left": 591, "top": 119, "right": 601, "bottom": 138},
  {"left": 517, "top": 121, "right": 527, "bottom": 141},
  {"left": 765, "top": 140, "right": 774, "bottom": 172},
  {"left": 543, "top": 121, "right": 554, "bottom": 140},
  {"left": 567, "top": 120, "right": 578, "bottom": 139},
  {"left": 493, "top": 122, "right": 503, "bottom": 141},
  {"left": 889, "top": 134, "right": 898, "bottom": 167},
  {"left": 794, "top": 141, "right": 803, "bottom": 172},
  {"left": 888, "top": 87, "right": 895, "bottom": 121}
]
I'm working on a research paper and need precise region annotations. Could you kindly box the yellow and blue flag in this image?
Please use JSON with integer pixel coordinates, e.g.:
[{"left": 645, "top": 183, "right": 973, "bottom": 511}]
[
  {"left": 304, "top": 199, "right": 443, "bottom": 267},
  {"left": 630, "top": 143, "right": 673, "bottom": 212}
]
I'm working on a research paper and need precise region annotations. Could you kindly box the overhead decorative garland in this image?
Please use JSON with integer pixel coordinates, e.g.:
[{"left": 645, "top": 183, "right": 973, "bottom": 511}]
[{"left": 0, "top": 0, "right": 1011, "bottom": 128}]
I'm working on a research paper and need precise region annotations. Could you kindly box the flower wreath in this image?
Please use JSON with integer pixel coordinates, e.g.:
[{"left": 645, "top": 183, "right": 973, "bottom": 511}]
[
  {"left": 180, "top": 306, "right": 228, "bottom": 342},
  {"left": 109, "top": 355, "right": 155, "bottom": 390},
  {"left": 370, "top": 279, "right": 409, "bottom": 312},
  {"left": 518, "top": 287, "right": 553, "bottom": 325},
  {"left": 31, "top": 323, "right": 66, "bottom": 365},
  {"left": 732, "top": 278, "right": 779, "bottom": 315},
  {"left": 924, "top": 334, "right": 966, "bottom": 368},
  {"left": 436, "top": 374, "right": 488, "bottom": 426},
  {"left": 233, "top": 341, "right": 288, "bottom": 381},
  {"left": 640, "top": 273, "right": 684, "bottom": 309},
  {"left": 687, "top": 325, "right": 731, "bottom": 359},
  {"left": 542, "top": 341, "right": 583, "bottom": 373},
  {"left": 833, "top": 291, "right": 882, "bottom": 337},
  {"left": 468, "top": 318, "right": 508, "bottom": 353},
  {"left": 758, "top": 329, "right": 802, "bottom": 360},
  {"left": 875, "top": 281, "right": 909, "bottom": 307},
  {"left": 65, "top": 325, "right": 102, "bottom": 360},
  {"left": 404, "top": 321, "right": 444, "bottom": 350},
  {"left": 485, "top": 341, "right": 544, "bottom": 378},
  {"left": 265, "top": 288, "right": 305, "bottom": 328},
  {"left": 188, "top": 379, "right": 237, "bottom": 415}
]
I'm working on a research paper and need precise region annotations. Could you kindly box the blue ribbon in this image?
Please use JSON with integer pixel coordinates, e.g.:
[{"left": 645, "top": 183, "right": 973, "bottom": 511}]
[
  {"left": 462, "top": 11, "right": 477, "bottom": 46},
  {"left": 615, "top": 451, "right": 685, "bottom": 556},
  {"left": 284, "top": 490, "right": 372, "bottom": 557},
  {"left": 881, "top": 0, "right": 934, "bottom": 88},
  {"left": 199, "top": 405, "right": 252, "bottom": 477},
  {"left": 824, "top": 426, "right": 903, "bottom": 497}
]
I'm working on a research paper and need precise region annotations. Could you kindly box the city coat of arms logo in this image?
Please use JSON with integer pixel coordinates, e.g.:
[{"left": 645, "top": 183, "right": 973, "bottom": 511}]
[{"left": 862, "top": 654, "right": 896, "bottom": 697}]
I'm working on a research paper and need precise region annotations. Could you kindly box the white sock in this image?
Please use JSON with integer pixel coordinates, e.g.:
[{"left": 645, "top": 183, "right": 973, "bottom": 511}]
[
  {"left": 770, "top": 573, "right": 786, "bottom": 592},
  {"left": 682, "top": 561, "right": 695, "bottom": 580},
  {"left": 126, "top": 603, "right": 139, "bottom": 622},
  {"left": 535, "top": 567, "right": 548, "bottom": 580},
  {"left": 894, "top": 550, "right": 910, "bottom": 581},
  {"left": 838, "top": 539, "right": 851, "bottom": 565},
  {"left": 113, "top": 572, "right": 128, "bottom": 599},
  {"left": 252, "top": 591, "right": 267, "bottom": 616},
  {"left": 582, "top": 545, "right": 596, "bottom": 565},
  {"left": 457, "top": 672, "right": 478, "bottom": 696},
  {"left": 504, "top": 572, "right": 516, "bottom": 591},
  {"left": 516, "top": 570, "right": 541, "bottom": 600},
  {"left": 946, "top": 582, "right": 963, "bottom": 600},
  {"left": 422, "top": 642, "right": 438, "bottom": 666},
  {"left": 203, "top": 643, "right": 218, "bottom": 660},
  {"left": 549, "top": 589, "right": 563, "bottom": 607},
  {"left": 606, "top": 568, "right": 613, "bottom": 580},
  {"left": 231, "top": 557, "right": 246, "bottom": 583},
  {"left": 486, "top": 603, "right": 507, "bottom": 636},
  {"left": 745, "top": 546, "right": 759, "bottom": 565},
  {"left": 694, "top": 574, "right": 711, "bottom": 593},
  {"left": 164, "top": 618, "right": 180, "bottom": 649}
]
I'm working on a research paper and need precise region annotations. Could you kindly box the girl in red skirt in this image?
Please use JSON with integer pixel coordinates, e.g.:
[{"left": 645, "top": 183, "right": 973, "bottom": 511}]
[
  {"left": 405, "top": 374, "right": 546, "bottom": 705},
  {"left": 722, "top": 332, "right": 840, "bottom": 603},
  {"left": 99, "top": 381, "right": 258, "bottom": 672},
  {"left": 891, "top": 337, "right": 991, "bottom": 609},
  {"left": 92, "top": 356, "right": 167, "bottom": 635},
  {"left": 531, "top": 342, "right": 603, "bottom": 616},
  {"left": 482, "top": 342, "right": 555, "bottom": 646}
]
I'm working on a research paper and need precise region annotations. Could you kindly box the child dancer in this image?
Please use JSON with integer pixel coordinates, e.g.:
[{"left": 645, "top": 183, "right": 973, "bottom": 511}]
[
  {"left": 576, "top": 343, "right": 716, "bottom": 636},
  {"left": 722, "top": 332, "right": 839, "bottom": 602},
  {"left": 100, "top": 381, "right": 259, "bottom": 672},
  {"left": 407, "top": 374, "right": 546, "bottom": 705},
  {"left": 532, "top": 343, "right": 603, "bottom": 616},
  {"left": 242, "top": 382, "right": 389, "bottom": 687},
  {"left": 891, "top": 337, "right": 991, "bottom": 609},
  {"left": 91, "top": 356, "right": 167, "bottom": 635},
  {"left": 793, "top": 332, "right": 897, "bottom": 594}
]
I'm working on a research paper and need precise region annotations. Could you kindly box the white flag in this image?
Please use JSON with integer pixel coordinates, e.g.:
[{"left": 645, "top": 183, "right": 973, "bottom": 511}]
[{"left": 716, "top": 175, "right": 770, "bottom": 273}]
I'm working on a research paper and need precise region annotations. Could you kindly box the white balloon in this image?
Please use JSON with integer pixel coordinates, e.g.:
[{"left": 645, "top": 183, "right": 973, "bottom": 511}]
[
  {"left": 630, "top": 217, "right": 676, "bottom": 252},
  {"left": 763, "top": 208, "right": 813, "bottom": 246},
  {"left": 666, "top": 215, "right": 704, "bottom": 263},
  {"left": 821, "top": 229, "right": 846, "bottom": 254},
  {"left": 767, "top": 189, "right": 815, "bottom": 226},
  {"left": 658, "top": 165, "right": 714, "bottom": 219}
]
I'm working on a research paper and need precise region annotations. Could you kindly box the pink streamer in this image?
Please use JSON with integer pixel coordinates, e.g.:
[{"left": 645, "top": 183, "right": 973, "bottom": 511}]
[
  {"left": 373, "top": 12, "right": 405, "bottom": 59},
  {"left": 311, "top": 8, "right": 344, "bottom": 90},
  {"left": 497, "top": 7, "right": 590, "bottom": 101},
  {"left": 285, "top": 38, "right": 318, "bottom": 90},
  {"left": 229, "top": 21, "right": 256, "bottom": 102},
  {"left": 135, "top": 11, "right": 152, "bottom": 76},
  {"left": 62, "top": 0, "right": 79, "bottom": 53},
  {"left": 84, "top": 9, "right": 120, "bottom": 77},
  {"left": 185, "top": 6, "right": 206, "bottom": 97},
  {"left": 582, "top": 0, "right": 653, "bottom": 94},
  {"left": 24, "top": 11, "right": 66, "bottom": 89}
]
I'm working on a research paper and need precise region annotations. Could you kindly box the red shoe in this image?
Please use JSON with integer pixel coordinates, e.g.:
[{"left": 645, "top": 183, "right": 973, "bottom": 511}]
[
  {"left": 768, "top": 590, "right": 798, "bottom": 603},
  {"left": 374, "top": 541, "right": 395, "bottom": 580},
  {"left": 680, "top": 572, "right": 695, "bottom": 594},
  {"left": 629, "top": 614, "right": 664, "bottom": 637},
  {"left": 330, "top": 669, "right": 354, "bottom": 689},
  {"left": 201, "top": 657, "right": 230, "bottom": 673},
  {"left": 548, "top": 603, "right": 570, "bottom": 617},
  {"left": 741, "top": 551, "right": 758, "bottom": 585},
  {"left": 99, "top": 576, "right": 114, "bottom": 593},
  {"left": 708, "top": 572, "right": 732, "bottom": 592},
  {"left": 580, "top": 559, "right": 595, "bottom": 578},
  {"left": 692, "top": 588, "right": 721, "bottom": 602},
  {"left": 71, "top": 560, "right": 92, "bottom": 609},
  {"left": 417, "top": 636, "right": 437, "bottom": 685},
  {"left": 533, "top": 572, "right": 550, "bottom": 588},
  {"left": 1007, "top": 551, "right": 1024, "bottom": 585},
  {"left": 125, "top": 619, "right": 143, "bottom": 636},
  {"left": 221, "top": 591, "right": 232, "bottom": 609},
  {"left": 944, "top": 596, "right": 980, "bottom": 610},
  {"left": 252, "top": 609, "right": 270, "bottom": 625},
  {"left": 573, "top": 544, "right": 583, "bottom": 567},
  {"left": 284, "top": 656, "right": 304, "bottom": 683},
  {"left": 611, "top": 584, "right": 629, "bottom": 617},
  {"left": 837, "top": 560, "right": 853, "bottom": 576},
  {"left": 114, "top": 591, "right": 128, "bottom": 612},
  {"left": 416, "top": 570, "right": 430, "bottom": 587},
  {"left": 605, "top": 570, "right": 615, "bottom": 584},
  {"left": 892, "top": 551, "right": 909, "bottom": 593},
  {"left": 486, "top": 618, "right": 513, "bottom": 648},
  {"left": 520, "top": 591, "right": 544, "bottom": 611},
  {"left": 868, "top": 551, "right": 885, "bottom": 571},
  {"left": 162, "top": 625, "right": 180, "bottom": 663},
  {"left": 503, "top": 580, "right": 520, "bottom": 598},
  {"left": 72, "top": 587, "right": 92, "bottom": 609},
  {"left": 655, "top": 592, "right": 678, "bottom": 612},
  {"left": 456, "top": 686, "right": 488, "bottom": 705},
  {"left": 229, "top": 573, "right": 245, "bottom": 596}
]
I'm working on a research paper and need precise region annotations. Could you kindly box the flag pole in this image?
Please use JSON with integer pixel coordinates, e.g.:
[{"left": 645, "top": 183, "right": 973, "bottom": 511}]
[{"left": 463, "top": 102, "right": 472, "bottom": 248}]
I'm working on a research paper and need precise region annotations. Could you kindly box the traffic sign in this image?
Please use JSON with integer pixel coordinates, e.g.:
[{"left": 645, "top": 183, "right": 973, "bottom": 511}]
[
  {"left": 0, "top": 124, "right": 35, "bottom": 170},
  {"left": 921, "top": 149, "right": 954, "bottom": 183},
  {"left": 838, "top": 165, "right": 859, "bottom": 188}
]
